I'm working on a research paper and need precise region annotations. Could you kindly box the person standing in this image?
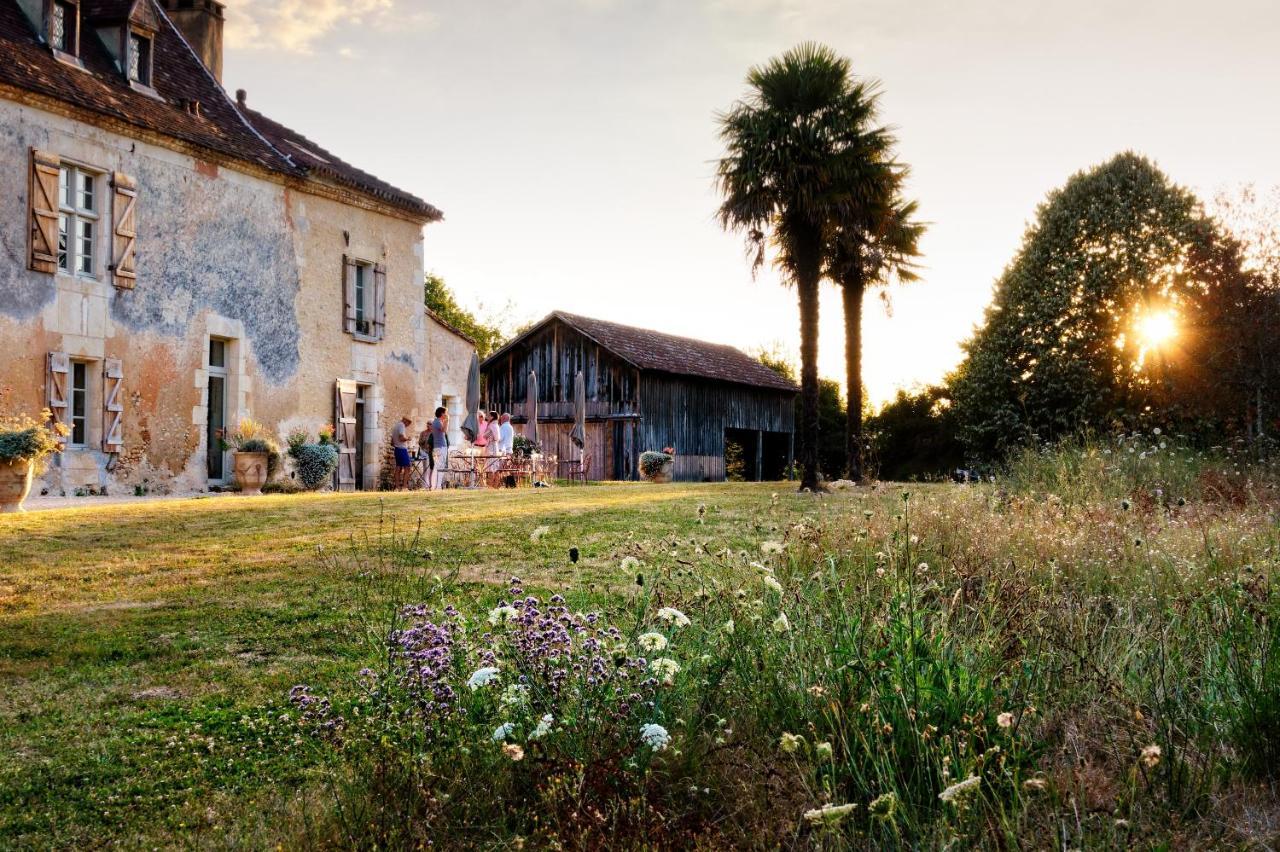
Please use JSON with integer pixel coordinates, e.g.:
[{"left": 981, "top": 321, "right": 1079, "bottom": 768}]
[
  {"left": 498, "top": 413, "right": 514, "bottom": 454},
  {"left": 484, "top": 410, "right": 503, "bottom": 486},
  {"left": 430, "top": 406, "right": 450, "bottom": 490},
  {"left": 391, "top": 416, "right": 413, "bottom": 490}
]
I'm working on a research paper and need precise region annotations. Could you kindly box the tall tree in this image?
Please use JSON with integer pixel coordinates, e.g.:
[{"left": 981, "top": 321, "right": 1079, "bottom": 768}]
[
  {"left": 423, "top": 273, "right": 511, "bottom": 359},
  {"left": 831, "top": 180, "right": 924, "bottom": 481},
  {"left": 716, "top": 43, "right": 890, "bottom": 490},
  {"left": 951, "top": 152, "right": 1261, "bottom": 458}
]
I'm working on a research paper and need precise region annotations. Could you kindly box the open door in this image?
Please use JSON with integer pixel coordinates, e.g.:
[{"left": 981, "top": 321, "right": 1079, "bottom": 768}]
[{"left": 335, "top": 379, "right": 358, "bottom": 492}]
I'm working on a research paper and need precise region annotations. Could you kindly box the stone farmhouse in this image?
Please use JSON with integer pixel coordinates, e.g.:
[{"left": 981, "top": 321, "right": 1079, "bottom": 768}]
[{"left": 0, "top": 0, "right": 473, "bottom": 493}]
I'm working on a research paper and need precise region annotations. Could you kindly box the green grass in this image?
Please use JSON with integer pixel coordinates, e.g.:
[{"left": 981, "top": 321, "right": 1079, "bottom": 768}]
[
  {"left": 0, "top": 483, "right": 818, "bottom": 848},
  {"left": 2, "top": 459, "right": 1278, "bottom": 849}
]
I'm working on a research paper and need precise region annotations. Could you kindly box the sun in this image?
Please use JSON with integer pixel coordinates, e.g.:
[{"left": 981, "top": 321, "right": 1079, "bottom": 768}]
[{"left": 1136, "top": 309, "right": 1178, "bottom": 350}]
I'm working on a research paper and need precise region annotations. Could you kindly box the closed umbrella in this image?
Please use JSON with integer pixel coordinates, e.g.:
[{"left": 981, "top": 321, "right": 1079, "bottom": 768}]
[
  {"left": 461, "top": 352, "right": 480, "bottom": 443},
  {"left": 569, "top": 370, "right": 586, "bottom": 450},
  {"left": 526, "top": 370, "right": 539, "bottom": 447}
]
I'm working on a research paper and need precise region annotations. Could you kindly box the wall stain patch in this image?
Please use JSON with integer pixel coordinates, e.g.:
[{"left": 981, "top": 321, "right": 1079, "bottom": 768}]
[{"left": 110, "top": 160, "right": 303, "bottom": 384}]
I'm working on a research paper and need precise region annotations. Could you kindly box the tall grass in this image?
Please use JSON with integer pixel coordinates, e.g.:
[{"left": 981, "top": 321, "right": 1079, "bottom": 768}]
[{"left": 283, "top": 448, "right": 1280, "bottom": 849}]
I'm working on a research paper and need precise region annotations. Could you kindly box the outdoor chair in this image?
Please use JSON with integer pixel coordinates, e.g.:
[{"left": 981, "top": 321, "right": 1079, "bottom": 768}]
[{"left": 563, "top": 455, "right": 590, "bottom": 485}]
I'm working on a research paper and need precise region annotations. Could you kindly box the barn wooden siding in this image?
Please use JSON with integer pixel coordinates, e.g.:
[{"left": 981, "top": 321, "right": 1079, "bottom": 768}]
[
  {"left": 638, "top": 375, "right": 795, "bottom": 482},
  {"left": 484, "top": 320, "right": 639, "bottom": 412},
  {"left": 484, "top": 317, "right": 795, "bottom": 482}
]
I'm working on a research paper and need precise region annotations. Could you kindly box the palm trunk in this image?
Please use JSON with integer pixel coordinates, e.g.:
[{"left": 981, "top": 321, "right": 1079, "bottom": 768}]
[
  {"left": 842, "top": 273, "right": 864, "bottom": 481},
  {"left": 795, "top": 234, "right": 823, "bottom": 492}
]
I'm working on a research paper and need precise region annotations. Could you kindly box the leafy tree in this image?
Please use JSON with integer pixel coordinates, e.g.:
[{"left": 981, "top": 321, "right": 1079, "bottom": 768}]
[
  {"left": 951, "top": 152, "right": 1258, "bottom": 458},
  {"left": 717, "top": 43, "right": 892, "bottom": 491},
  {"left": 423, "top": 273, "right": 511, "bottom": 359},
  {"left": 865, "top": 386, "right": 963, "bottom": 481},
  {"left": 831, "top": 178, "right": 925, "bottom": 481}
]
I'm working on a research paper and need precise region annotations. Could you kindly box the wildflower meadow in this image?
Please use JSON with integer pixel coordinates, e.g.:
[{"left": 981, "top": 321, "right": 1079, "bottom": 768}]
[{"left": 2, "top": 437, "right": 1278, "bottom": 848}]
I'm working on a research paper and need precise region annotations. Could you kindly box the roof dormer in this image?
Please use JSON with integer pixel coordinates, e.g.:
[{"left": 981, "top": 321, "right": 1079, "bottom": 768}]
[
  {"left": 83, "top": 0, "right": 160, "bottom": 92},
  {"left": 45, "top": 0, "right": 81, "bottom": 60}
]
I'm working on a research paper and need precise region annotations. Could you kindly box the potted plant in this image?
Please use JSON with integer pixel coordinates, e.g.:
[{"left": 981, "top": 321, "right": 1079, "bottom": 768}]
[
  {"left": 639, "top": 447, "right": 675, "bottom": 483},
  {"left": 512, "top": 435, "right": 539, "bottom": 459},
  {"left": 221, "top": 418, "right": 280, "bottom": 496},
  {"left": 0, "top": 409, "right": 69, "bottom": 512},
  {"left": 286, "top": 426, "right": 339, "bottom": 491}
]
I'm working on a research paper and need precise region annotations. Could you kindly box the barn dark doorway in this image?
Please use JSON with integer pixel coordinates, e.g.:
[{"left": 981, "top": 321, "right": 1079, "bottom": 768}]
[{"left": 725, "top": 429, "right": 791, "bottom": 481}]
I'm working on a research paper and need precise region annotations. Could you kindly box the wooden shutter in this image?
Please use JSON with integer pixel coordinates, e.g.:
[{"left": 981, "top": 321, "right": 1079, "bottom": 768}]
[
  {"left": 47, "top": 352, "right": 70, "bottom": 443},
  {"left": 372, "top": 262, "right": 387, "bottom": 340},
  {"left": 110, "top": 172, "right": 137, "bottom": 288},
  {"left": 102, "top": 358, "right": 124, "bottom": 453},
  {"left": 29, "top": 149, "right": 60, "bottom": 273},
  {"left": 334, "top": 379, "right": 358, "bottom": 491},
  {"left": 341, "top": 255, "right": 357, "bottom": 334}
]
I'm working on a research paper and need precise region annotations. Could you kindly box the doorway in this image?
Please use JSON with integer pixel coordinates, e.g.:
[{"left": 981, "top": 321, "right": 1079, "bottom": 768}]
[
  {"left": 207, "top": 338, "right": 229, "bottom": 482},
  {"left": 354, "top": 385, "right": 367, "bottom": 490}
]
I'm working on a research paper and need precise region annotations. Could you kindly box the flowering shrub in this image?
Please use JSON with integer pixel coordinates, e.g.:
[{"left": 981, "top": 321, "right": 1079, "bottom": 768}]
[
  {"left": 511, "top": 435, "right": 539, "bottom": 458},
  {"left": 639, "top": 450, "right": 673, "bottom": 478},
  {"left": 286, "top": 428, "right": 338, "bottom": 490},
  {"left": 0, "top": 409, "right": 68, "bottom": 468}
]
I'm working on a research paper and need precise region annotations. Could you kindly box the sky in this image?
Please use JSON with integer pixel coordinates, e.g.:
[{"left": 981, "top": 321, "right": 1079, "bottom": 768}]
[{"left": 221, "top": 0, "right": 1280, "bottom": 408}]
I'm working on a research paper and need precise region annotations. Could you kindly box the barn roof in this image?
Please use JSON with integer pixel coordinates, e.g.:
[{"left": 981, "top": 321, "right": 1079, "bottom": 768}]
[
  {"left": 0, "top": 0, "right": 440, "bottom": 220},
  {"left": 484, "top": 311, "right": 799, "bottom": 394}
]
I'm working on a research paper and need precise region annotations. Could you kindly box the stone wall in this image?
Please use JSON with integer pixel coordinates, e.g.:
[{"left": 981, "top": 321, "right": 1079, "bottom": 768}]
[{"left": 0, "top": 99, "right": 472, "bottom": 494}]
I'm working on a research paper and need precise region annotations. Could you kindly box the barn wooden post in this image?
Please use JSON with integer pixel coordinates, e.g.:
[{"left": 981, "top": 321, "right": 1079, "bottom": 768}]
[
  {"left": 787, "top": 431, "right": 795, "bottom": 481},
  {"left": 755, "top": 429, "right": 763, "bottom": 482}
]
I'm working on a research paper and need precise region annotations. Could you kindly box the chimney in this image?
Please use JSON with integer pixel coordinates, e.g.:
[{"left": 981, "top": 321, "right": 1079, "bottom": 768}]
[{"left": 160, "top": 0, "right": 225, "bottom": 83}]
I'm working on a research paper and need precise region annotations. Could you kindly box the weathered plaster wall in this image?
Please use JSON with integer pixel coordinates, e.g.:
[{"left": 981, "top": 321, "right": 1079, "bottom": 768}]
[{"left": 0, "top": 100, "right": 473, "bottom": 494}]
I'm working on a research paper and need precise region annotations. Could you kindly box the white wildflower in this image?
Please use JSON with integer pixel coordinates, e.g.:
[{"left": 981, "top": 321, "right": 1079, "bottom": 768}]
[
  {"left": 802, "top": 802, "right": 856, "bottom": 828},
  {"left": 621, "top": 556, "right": 641, "bottom": 571},
  {"left": 763, "top": 575, "right": 784, "bottom": 594},
  {"left": 530, "top": 525, "right": 551, "bottom": 542},
  {"left": 529, "top": 714, "right": 554, "bottom": 740},
  {"left": 487, "top": 605, "right": 519, "bottom": 625},
  {"left": 760, "top": 540, "right": 785, "bottom": 555},
  {"left": 637, "top": 632, "right": 668, "bottom": 653},
  {"left": 467, "top": 666, "right": 500, "bottom": 691},
  {"left": 1140, "top": 744, "right": 1161, "bottom": 768},
  {"left": 649, "top": 657, "right": 681, "bottom": 684},
  {"left": 938, "top": 775, "right": 982, "bottom": 804},
  {"left": 814, "top": 741, "right": 833, "bottom": 760},
  {"left": 722, "top": 618, "right": 735, "bottom": 635},
  {"left": 502, "top": 743, "right": 524, "bottom": 761},
  {"left": 656, "top": 607, "right": 690, "bottom": 627},
  {"left": 640, "top": 723, "right": 670, "bottom": 751},
  {"left": 779, "top": 732, "right": 804, "bottom": 753},
  {"left": 491, "top": 721, "right": 515, "bottom": 742},
  {"left": 500, "top": 684, "right": 529, "bottom": 711},
  {"left": 996, "top": 711, "right": 1013, "bottom": 729},
  {"left": 772, "top": 612, "right": 791, "bottom": 633}
]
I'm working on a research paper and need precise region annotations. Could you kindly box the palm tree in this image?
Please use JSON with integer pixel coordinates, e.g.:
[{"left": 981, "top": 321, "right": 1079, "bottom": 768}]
[
  {"left": 716, "top": 43, "right": 890, "bottom": 491},
  {"left": 832, "top": 176, "right": 925, "bottom": 481}
]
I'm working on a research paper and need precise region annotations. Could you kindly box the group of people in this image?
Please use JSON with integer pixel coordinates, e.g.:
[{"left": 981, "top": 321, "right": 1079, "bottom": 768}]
[{"left": 389, "top": 408, "right": 515, "bottom": 490}]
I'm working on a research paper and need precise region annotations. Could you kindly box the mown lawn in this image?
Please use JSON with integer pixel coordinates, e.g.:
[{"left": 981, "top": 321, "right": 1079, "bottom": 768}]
[{"left": 0, "top": 482, "right": 838, "bottom": 848}]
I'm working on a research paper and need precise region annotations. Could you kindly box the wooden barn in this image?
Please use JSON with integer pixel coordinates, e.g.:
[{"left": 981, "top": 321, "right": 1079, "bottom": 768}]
[{"left": 481, "top": 312, "right": 798, "bottom": 482}]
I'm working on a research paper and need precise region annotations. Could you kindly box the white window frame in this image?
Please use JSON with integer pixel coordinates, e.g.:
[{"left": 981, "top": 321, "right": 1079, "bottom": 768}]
[
  {"left": 57, "top": 162, "right": 100, "bottom": 279},
  {"left": 69, "top": 359, "right": 90, "bottom": 447},
  {"left": 353, "top": 260, "right": 373, "bottom": 338}
]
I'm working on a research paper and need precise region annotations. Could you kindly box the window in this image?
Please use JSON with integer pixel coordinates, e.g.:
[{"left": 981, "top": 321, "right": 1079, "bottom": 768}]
[
  {"left": 353, "top": 261, "right": 371, "bottom": 336},
  {"left": 70, "top": 360, "right": 88, "bottom": 446},
  {"left": 128, "top": 32, "right": 151, "bottom": 85},
  {"left": 50, "top": 0, "right": 77, "bottom": 54},
  {"left": 57, "top": 164, "right": 98, "bottom": 276}
]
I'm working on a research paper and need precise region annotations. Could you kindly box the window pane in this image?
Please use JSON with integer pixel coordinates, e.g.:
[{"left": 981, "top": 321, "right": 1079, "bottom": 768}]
[
  {"left": 78, "top": 172, "right": 94, "bottom": 212},
  {"left": 60, "top": 167, "right": 72, "bottom": 209},
  {"left": 354, "top": 265, "right": 365, "bottom": 321},
  {"left": 58, "top": 215, "right": 69, "bottom": 270},
  {"left": 78, "top": 220, "right": 93, "bottom": 274},
  {"left": 128, "top": 34, "right": 141, "bottom": 80},
  {"left": 51, "top": 3, "right": 66, "bottom": 50},
  {"left": 209, "top": 339, "right": 226, "bottom": 368},
  {"left": 71, "top": 362, "right": 86, "bottom": 445}
]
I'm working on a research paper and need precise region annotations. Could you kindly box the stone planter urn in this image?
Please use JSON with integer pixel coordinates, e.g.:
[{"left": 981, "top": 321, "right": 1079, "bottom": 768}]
[
  {"left": 0, "top": 458, "right": 35, "bottom": 513},
  {"left": 233, "top": 451, "right": 269, "bottom": 496}
]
